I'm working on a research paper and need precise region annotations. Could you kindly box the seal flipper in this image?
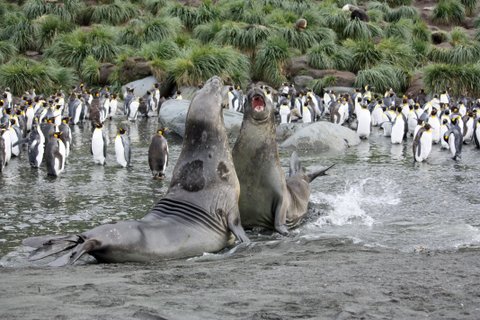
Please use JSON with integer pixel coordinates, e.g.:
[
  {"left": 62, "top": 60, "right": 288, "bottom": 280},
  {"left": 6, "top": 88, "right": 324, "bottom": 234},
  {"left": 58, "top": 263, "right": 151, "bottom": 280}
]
[
  {"left": 307, "top": 164, "right": 335, "bottom": 182},
  {"left": 48, "top": 239, "right": 101, "bottom": 267},
  {"left": 27, "top": 235, "right": 81, "bottom": 261},
  {"left": 227, "top": 211, "right": 250, "bottom": 243}
]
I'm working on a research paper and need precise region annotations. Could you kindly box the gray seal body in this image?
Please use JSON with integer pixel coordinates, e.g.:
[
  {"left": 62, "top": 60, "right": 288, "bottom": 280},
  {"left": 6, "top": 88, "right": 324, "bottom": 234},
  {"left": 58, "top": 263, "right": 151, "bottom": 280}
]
[
  {"left": 23, "top": 76, "right": 249, "bottom": 266},
  {"left": 232, "top": 85, "right": 332, "bottom": 235}
]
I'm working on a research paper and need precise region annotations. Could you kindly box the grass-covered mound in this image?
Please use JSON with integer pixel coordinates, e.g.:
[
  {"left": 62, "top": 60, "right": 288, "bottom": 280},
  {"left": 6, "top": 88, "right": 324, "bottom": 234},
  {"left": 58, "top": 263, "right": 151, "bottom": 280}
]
[{"left": 0, "top": 0, "right": 478, "bottom": 97}]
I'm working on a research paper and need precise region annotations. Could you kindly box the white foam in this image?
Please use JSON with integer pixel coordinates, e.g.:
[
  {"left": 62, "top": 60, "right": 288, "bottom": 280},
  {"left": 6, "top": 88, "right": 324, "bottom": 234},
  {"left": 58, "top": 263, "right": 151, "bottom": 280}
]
[{"left": 309, "top": 178, "right": 400, "bottom": 228}]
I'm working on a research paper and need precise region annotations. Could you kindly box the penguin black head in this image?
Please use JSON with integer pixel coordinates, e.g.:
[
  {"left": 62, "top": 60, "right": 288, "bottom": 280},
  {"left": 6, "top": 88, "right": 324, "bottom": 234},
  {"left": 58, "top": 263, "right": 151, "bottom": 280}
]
[
  {"left": 229, "top": 87, "right": 234, "bottom": 91},
  {"left": 417, "top": 119, "right": 424, "bottom": 125},
  {"left": 157, "top": 129, "right": 164, "bottom": 136},
  {"left": 431, "top": 108, "right": 437, "bottom": 116},
  {"left": 95, "top": 122, "right": 103, "bottom": 129},
  {"left": 444, "top": 109, "right": 450, "bottom": 116},
  {"left": 424, "top": 123, "right": 431, "bottom": 131},
  {"left": 442, "top": 119, "right": 448, "bottom": 125},
  {"left": 3, "top": 93, "right": 7, "bottom": 99},
  {"left": 154, "top": 83, "right": 160, "bottom": 88},
  {"left": 118, "top": 127, "right": 126, "bottom": 135},
  {"left": 409, "top": 105, "right": 414, "bottom": 110},
  {"left": 62, "top": 117, "right": 69, "bottom": 123},
  {"left": 112, "top": 94, "right": 117, "bottom": 99},
  {"left": 53, "top": 131, "right": 62, "bottom": 139},
  {"left": 451, "top": 116, "right": 459, "bottom": 125}
]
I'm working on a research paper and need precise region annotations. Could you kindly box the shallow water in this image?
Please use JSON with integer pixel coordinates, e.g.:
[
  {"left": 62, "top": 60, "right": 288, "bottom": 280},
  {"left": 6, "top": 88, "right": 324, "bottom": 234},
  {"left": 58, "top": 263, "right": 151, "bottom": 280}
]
[
  {"left": 1, "top": 117, "right": 480, "bottom": 319},
  {"left": 1, "top": 118, "right": 480, "bottom": 263}
]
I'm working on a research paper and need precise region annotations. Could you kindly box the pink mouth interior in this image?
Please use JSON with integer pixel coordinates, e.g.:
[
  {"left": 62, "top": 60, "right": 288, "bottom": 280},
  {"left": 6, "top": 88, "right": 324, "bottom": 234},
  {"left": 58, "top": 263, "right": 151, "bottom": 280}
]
[{"left": 252, "top": 96, "right": 265, "bottom": 112}]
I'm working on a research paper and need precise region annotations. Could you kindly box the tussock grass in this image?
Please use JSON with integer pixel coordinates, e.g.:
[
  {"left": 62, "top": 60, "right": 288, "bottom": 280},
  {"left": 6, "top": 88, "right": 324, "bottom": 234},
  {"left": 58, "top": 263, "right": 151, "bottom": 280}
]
[
  {"left": 253, "top": 37, "right": 290, "bottom": 87},
  {"left": 461, "top": 0, "right": 477, "bottom": 16},
  {"left": 432, "top": 0, "right": 465, "bottom": 25},
  {"left": 193, "top": 21, "right": 223, "bottom": 44},
  {"left": 0, "top": 57, "right": 77, "bottom": 95},
  {"left": 355, "top": 64, "right": 409, "bottom": 93},
  {"left": 120, "top": 17, "right": 181, "bottom": 47},
  {"left": 311, "top": 76, "right": 337, "bottom": 95},
  {"left": 34, "top": 14, "right": 75, "bottom": 49},
  {"left": 384, "top": 19, "right": 413, "bottom": 41},
  {"left": 168, "top": 1, "right": 219, "bottom": 31},
  {"left": 377, "top": 37, "right": 416, "bottom": 69},
  {"left": 427, "top": 43, "right": 480, "bottom": 64},
  {"left": 167, "top": 45, "right": 250, "bottom": 86},
  {"left": 0, "top": 41, "right": 17, "bottom": 64},
  {"left": 87, "top": 0, "right": 139, "bottom": 26},
  {"left": 80, "top": 55, "right": 101, "bottom": 85},
  {"left": 307, "top": 40, "right": 351, "bottom": 70},
  {"left": 424, "top": 63, "right": 480, "bottom": 96},
  {"left": 23, "top": 0, "right": 82, "bottom": 21},
  {"left": 139, "top": 40, "right": 180, "bottom": 61},
  {"left": 0, "top": 13, "right": 37, "bottom": 52},
  {"left": 343, "top": 39, "right": 382, "bottom": 72}
]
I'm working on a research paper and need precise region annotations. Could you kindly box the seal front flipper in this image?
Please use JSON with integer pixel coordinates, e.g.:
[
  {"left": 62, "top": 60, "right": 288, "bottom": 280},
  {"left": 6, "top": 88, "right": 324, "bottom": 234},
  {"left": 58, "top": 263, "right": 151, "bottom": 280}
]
[
  {"left": 26, "top": 235, "right": 81, "bottom": 261},
  {"left": 274, "top": 197, "right": 289, "bottom": 236},
  {"left": 227, "top": 213, "right": 250, "bottom": 243}
]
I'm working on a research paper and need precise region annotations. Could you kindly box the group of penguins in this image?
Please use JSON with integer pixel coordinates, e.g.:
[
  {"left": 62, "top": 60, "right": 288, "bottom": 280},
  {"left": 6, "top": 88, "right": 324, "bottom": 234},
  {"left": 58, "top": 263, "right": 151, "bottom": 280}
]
[
  {"left": 266, "top": 83, "right": 480, "bottom": 162},
  {"left": 0, "top": 84, "right": 170, "bottom": 178}
]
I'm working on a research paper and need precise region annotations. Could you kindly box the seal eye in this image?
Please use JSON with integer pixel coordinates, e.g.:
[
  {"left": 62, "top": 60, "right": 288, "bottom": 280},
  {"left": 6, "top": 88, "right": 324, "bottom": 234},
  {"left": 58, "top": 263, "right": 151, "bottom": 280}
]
[{"left": 252, "top": 95, "right": 265, "bottom": 112}]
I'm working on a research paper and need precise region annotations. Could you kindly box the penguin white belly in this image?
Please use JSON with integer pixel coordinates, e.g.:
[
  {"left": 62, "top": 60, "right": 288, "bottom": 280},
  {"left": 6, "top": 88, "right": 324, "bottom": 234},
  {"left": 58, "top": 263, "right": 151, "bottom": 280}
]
[
  {"left": 429, "top": 118, "right": 440, "bottom": 143},
  {"left": 440, "top": 126, "right": 449, "bottom": 149},
  {"left": 372, "top": 108, "right": 383, "bottom": 126},
  {"left": 448, "top": 133, "right": 456, "bottom": 158},
  {"left": 92, "top": 130, "right": 105, "bottom": 165},
  {"left": 416, "top": 131, "right": 432, "bottom": 162},
  {"left": 407, "top": 115, "right": 417, "bottom": 136},
  {"left": 9, "top": 128, "right": 20, "bottom": 157},
  {"left": 35, "top": 140, "right": 44, "bottom": 167},
  {"left": 381, "top": 121, "right": 392, "bottom": 137},
  {"left": 475, "top": 126, "right": 480, "bottom": 147},
  {"left": 114, "top": 136, "right": 127, "bottom": 168},
  {"left": 391, "top": 119, "right": 405, "bottom": 144},
  {"left": 109, "top": 100, "right": 118, "bottom": 117},
  {"left": 464, "top": 120, "right": 474, "bottom": 143},
  {"left": 279, "top": 106, "right": 290, "bottom": 124},
  {"left": 129, "top": 102, "right": 139, "bottom": 121},
  {"left": 302, "top": 107, "right": 312, "bottom": 123},
  {"left": 58, "top": 140, "right": 66, "bottom": 172},
  {"left": 356, "top": 109, "right": 371, "bottom": 138},
  {"left": 26, "top": 109, "right": 34, "bottom": 131}
]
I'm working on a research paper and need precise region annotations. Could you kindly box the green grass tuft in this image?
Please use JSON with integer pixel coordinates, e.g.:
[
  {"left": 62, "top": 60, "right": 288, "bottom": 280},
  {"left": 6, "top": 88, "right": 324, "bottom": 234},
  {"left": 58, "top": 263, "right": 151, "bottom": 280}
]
[
  {"left": 23, "top": 0, "right": 82, "bottom": 22},
  {"left": 432, "top": 0, "right": 465, "bottom": 25},
  {"left": 88, "top": 0, "right": 139, "bottom": 26},
  {"left": 139, "top": 39, "right": 180, "bottom": 61},
  {"left": 80, "top": 55, "right": 101, "bottom": 85},
  {"left": 34, "top": 14, "right": 75, "bottom": 50},
  {"left": 311, "top": 76, "right": 337, "bottom": 95},
  {"left": 424, "top": 63, "right": 480, "bottom": 96},
  {"left": 343, "top": 39, "right": 382, "bottom": 72},
  {"left": 253, "top": 37, "right": 290, "bottom": 86},
  {"left": 355, "top": 64, "right": 409, "bottom": 94},
  {"left": 307, "top": 40, "right": 350, "bottom": 70},
  {"left": 0, "top": 41, "right": 17, "bottom": 64},
  {"left": 461, "top": 0, "right": 477, "bottom": 16}
]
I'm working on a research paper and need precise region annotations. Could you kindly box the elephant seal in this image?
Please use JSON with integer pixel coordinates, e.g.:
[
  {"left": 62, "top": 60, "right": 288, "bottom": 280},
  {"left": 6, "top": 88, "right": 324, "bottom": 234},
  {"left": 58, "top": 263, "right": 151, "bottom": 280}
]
[
  {"left": 232, "top": 85, "right": 333, "bottom": 235},
  {"left": 23, "top": 76, "right": 249, "bottom": 266}
]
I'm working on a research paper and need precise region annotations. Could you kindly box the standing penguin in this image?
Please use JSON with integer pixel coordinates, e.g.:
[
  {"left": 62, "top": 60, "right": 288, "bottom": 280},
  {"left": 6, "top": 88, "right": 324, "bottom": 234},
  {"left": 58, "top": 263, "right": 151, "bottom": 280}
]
[
  {"left": 356, "top": 104, "right": 371, "bottom": 139},
  {"left": 391, "top": 107, "right": 406, "bottom": 144},
  {"left": 148, "top": 129, "right": 169, "bottom": 179},
  {"left": 413, "top": 123, "right": 433, "bottom": 162},
  {"left": 462, "top": 111, "right": 475, "bottom": 144},
  {"left": 0, "top": 128, "right": 8, "bottom": 172},
  {"left": 58, "top": 117, "right": 72, "bottom": 158},
  {"left": 128, "top": 97, "right": 139, "bottom": 121},
  {"left": 427, "top": 108, "right": 441, "bottom": 144},
  {"left": 45, "top": 132, "right": 66, "bottom": 176},
  {"left": 440, "top": 118, "right": 450, "bottom": 150},
  {"left": 114, "top": 127, "right": 131, "bottom": 168},
  {"left": 28, "top": 120, "right": 45, "bottom": 168},
  {"left": 109, "top": 94, "right": 118, "bottom": 120},
  {"left": 443, "top": 117, "right": 463, "bottom": 160},
  {"left": 91, "top": 122, "right": 107, "bottom": 165},
  {"left": 474, "top": 118, "right": 480, "bottom": 148}
]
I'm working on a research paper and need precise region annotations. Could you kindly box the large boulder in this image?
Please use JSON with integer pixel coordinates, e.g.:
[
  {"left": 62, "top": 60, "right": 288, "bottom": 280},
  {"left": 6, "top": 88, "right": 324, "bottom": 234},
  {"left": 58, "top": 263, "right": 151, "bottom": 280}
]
[
  {"left": 122, "top": 76, "right": 158, "bottom": 98},
  {"left": 118, "top": 57, "right": 152, "bottom": 84},
  {"left": 279, "top": 121, "right": 361, "bottom": 152},
  {"left": 158, "top": 99, "right": 243, "bottom": 138}
]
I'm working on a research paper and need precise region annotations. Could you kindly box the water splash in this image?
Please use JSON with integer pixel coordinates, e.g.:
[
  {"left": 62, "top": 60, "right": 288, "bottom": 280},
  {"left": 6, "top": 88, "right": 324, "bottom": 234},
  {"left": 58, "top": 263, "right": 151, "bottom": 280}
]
[{"left": 308, "top": 178, "right": 400, "bottom": 228}]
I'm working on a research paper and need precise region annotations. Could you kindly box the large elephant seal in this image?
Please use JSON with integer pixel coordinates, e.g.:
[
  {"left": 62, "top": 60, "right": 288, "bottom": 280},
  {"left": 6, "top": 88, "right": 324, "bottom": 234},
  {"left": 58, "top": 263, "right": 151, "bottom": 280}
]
[
  {"left": 23, "top": 76, "right": 249, "bottom": 266},
  {"left": 232, "top": 85, "right": 333, "bottom": 235}
]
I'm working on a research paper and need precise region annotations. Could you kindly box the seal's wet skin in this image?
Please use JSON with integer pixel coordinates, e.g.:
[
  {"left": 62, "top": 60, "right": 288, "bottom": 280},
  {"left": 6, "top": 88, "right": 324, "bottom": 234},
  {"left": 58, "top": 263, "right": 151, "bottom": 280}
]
[
  {"left": 23, "top": 76, "right": 248, "bottom": 266},
  {"left": 232, "top": 85, "right": 332, "bottom": 235}
]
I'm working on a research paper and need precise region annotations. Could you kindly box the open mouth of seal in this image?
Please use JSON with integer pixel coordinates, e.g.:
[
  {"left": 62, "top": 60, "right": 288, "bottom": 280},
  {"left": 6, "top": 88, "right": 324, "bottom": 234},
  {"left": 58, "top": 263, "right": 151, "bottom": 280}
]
[{"left": 251, "top": 95, "right": 265, "bottom": 113}]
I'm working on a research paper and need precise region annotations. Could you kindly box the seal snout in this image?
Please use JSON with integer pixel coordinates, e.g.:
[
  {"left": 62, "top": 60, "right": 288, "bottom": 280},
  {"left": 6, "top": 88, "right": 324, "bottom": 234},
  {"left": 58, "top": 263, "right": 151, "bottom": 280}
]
[{"left": 252, "top": 95, "right": 265, "bottom": 112}]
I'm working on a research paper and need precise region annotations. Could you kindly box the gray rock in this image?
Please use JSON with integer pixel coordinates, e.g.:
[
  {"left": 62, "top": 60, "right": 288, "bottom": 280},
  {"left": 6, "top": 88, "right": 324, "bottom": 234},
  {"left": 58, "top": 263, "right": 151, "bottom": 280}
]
[
  {"left": 293, "top": 75, "right": 314, "bottom": 88},
  {"left": 279, "top": 121, "right": 360, "bottom": 152},
  {"left": 158, "top": 99, "right": 243, "bottom": 138},
  {"left": 122, "top": 76, "right": 158, "bottom": 98}
]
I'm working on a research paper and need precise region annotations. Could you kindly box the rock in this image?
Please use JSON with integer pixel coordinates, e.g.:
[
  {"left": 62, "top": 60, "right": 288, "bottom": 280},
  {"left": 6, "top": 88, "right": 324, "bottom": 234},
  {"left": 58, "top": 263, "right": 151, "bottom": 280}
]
[
  {"left": 117, "top": 57, "right": 152, "bottom": 84},
  {"left": 122, "top": 76, "right": 158, "bottom": 98},
  {"left": 293, "top": 75, "right": 314, "bottom": 88},
  {"left": 287, "top": 57, "right": 356, "bottom": 87},
  {"left": 158, "top": 99, "right": 243, "bottom": 138},
  {"left": 99, "top": 63, "right": 115, "bottom": 85},
  {"left": 279, "top": 121, "right": 361, "bottom": 152},
  {"left": 286, "top": 55, "right": 310, "bottom": 76}
]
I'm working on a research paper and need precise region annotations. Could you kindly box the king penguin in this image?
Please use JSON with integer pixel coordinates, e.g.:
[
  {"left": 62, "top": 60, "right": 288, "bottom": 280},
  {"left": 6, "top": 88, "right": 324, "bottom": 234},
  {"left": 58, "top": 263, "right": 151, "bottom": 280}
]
[
  {"left": 28, "top": 120, "right": 45, "bottom": 168},
  {"left": 356, "top": 103, "right": 371, "bottom": 139},
  {"left": 148, "top": 129, "right": 169, "bottom": 179},
  {"left": 440, "top": 118, "right": 450, "bottom": 150},
  {"left": 391, "top": 107, "right": 406, "bottom": 144},
  {"left": 58, "top": 117, "right": 72, "bottom": 158},
  {"left": 114, "top": 127, "right": 131, "bottom": 168},
  {"left": 443, "top": 117, "right": 463, "bottom": 160},
  {"left": 413, "top": 123, "right": 432, "bottom": 162},
  {"left": 91, "top": 122, "right": 107, "bottom": 165},
  {"left": 45, "top": 131, "right": 66, "bottom": 177},
  {"left": 0, "top": 127, "right": 8, "bottom": 172},
  {"left": 474, "top": 118, "right": 480, "bottom": 149},
  {"left": 462, "top": 111, "right": 475, "bottom": 144}
]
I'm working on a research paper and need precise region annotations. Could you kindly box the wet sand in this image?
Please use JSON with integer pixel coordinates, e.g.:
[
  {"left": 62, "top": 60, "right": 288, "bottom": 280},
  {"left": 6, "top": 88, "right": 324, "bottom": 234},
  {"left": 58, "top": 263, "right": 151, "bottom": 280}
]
[{"left": 2, "top": 240, "right": 479, "bottom": 320}]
